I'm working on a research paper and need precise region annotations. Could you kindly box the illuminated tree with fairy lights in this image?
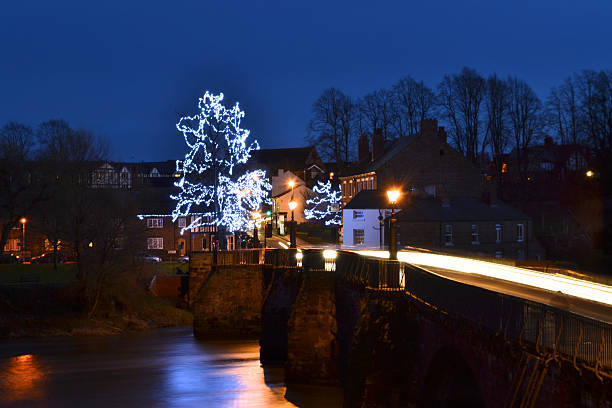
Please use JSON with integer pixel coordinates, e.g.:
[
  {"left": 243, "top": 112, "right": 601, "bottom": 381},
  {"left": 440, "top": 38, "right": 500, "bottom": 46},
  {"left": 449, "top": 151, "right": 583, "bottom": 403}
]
[
  {"left": 304, "top": 180, "right": 342, "bottom": 226},
  {"left": 171, "top": 91, "right": 271, "bottom": 234}
]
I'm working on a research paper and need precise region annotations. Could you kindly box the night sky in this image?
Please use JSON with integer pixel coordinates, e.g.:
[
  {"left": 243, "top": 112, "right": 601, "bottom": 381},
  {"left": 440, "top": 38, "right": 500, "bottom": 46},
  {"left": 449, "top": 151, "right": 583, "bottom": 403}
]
[{"left": 1, "top": 1, "right": 611, "bottom": 162}]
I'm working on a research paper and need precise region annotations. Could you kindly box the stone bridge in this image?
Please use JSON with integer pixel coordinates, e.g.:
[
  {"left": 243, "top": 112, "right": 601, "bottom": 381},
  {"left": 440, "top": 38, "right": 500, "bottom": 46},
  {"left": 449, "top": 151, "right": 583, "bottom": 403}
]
[{"left": 189, "top": 249, "right": 611, "bottom": 407}]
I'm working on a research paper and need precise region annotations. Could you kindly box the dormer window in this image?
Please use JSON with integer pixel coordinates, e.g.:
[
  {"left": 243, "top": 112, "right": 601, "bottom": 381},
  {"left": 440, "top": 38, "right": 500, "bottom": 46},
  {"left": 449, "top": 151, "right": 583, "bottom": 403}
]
[{"left": 150, "top": 168, "right": 160, "bottom": 177}]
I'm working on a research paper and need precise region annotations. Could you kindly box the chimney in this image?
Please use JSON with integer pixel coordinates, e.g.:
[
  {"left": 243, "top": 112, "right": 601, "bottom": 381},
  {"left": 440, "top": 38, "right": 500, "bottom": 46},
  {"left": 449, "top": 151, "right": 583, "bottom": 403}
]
[
  {"left": 358, "top": 134, "right": 370, "bottom": 161},
  {"left": 482, "top": 181, "right": 498, "bottom": 206},
  {"left": 438, "top": 126, "right": 447, "bottom": 144},
  {"left": 371, "top": 128, "right": 384, "bottom": 162},
  {"left": 420, "top": 119, "right": 438, "bottom": 138},
  {"left": 544, "top": 136, "right": 554, "bottom": 148}
]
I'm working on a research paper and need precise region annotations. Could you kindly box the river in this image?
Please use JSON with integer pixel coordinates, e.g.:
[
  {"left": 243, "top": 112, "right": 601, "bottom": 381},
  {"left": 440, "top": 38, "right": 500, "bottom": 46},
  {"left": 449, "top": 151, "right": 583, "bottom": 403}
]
[{"left": 0, "top": 327, "right": 343, "bottom": 407}]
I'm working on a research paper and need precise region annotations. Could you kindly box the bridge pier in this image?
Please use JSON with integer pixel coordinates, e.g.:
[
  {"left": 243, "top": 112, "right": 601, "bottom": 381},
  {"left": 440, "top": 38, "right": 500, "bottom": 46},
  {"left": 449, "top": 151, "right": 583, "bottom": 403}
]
[
  {"left": 260, "top": 266, "right": 302, "bottom": 364},
  {"left": 191, "top": 252, "right": 265, "bottom": 337},
  {"left": 285, "top": 269, "right": 339, "bottom": 385},
  {"left": 343, "top": 292, "right": 420, "bottom": 408}
]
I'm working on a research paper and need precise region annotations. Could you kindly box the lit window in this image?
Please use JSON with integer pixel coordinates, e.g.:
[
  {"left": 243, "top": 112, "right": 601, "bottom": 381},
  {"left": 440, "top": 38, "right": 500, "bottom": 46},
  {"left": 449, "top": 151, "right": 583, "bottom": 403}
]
[
  {"left": 471, "top": 225, "right": 479, "bottom": 244},
  {"left": 353, "top": 229, "right": 365, "bottom": 245},
  {"left": 353, "top": 210, "right": 364, "bottom": 219},
  {"left": 444, "top": 224, "right": 453, "bottom": 246},
  {"left": 501, "top": 163, "right": 508, "bottom": 173},
  {"left": 147, "top": 237, "right": 163, "bottom": 249},
  {"left": 178, "top": 218, "right": 186, "bottom": 228},
  {"left": 516, "top": 224, "right": 524, "bottom": 242},
  {"left": 147, "top": 218, "right": 163, "bottom": 228},
  {"left": 496, "top": 224, "right": 503, "bottom": 243}
]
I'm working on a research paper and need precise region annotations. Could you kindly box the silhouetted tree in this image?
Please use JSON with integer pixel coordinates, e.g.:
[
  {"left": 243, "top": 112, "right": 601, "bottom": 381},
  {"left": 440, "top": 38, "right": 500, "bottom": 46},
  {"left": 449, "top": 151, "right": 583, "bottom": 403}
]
[
  {"left": 437, "top": 67, "right": 487, "bottom": 164},
  {"left": 547, "top": 76, "right": 583, "bottom": 145},
  {"left": 484, "top": 74, "right": 510, "bottom": 190},
  {"left": 0, "top": 122, "right": 46, "bottom": 253},
  {"left": 507, "top": 78, "right": 544, "bottom": 184},
  {"left": 392, "top": 76, "right": 436, "bottom": 137},
  {"left": 36, "top": 120, "right": 110, "bottom": 275},
  {"left": 359, "top": 89, "right": 396, "bottom": 142},
  {"left": 306, "top": 88, "right": 355, "bottom": 168}
]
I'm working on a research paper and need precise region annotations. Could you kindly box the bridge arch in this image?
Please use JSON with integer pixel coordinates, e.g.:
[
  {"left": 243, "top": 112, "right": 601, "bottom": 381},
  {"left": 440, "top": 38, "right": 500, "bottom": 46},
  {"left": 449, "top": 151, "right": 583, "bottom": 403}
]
[{"left": 419, "top": 346, "right": 484, "bottom": 408}]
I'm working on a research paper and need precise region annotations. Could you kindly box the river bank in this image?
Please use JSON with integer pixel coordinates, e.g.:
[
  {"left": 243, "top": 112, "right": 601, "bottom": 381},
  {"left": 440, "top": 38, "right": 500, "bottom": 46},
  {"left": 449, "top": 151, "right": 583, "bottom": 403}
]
[{"left": 0, "top": 270, "right": 192, "bottom": 339}]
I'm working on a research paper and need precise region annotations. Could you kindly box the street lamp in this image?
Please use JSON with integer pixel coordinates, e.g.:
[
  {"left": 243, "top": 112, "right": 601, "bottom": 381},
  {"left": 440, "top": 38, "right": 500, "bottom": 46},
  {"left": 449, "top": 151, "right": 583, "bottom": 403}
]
[
  {"left": 252, "top": 211, "right": 261, "bottom": 248},
  {"left": 288, "top": 200, "right": 297, "bottom": 248},
  {"left": 586, "top": 170, "right": 594, "bottom": 178},
  {"left": 386, "top": 189, "right": 400, "bottom": 260},
  {"left": 20, "top": 218, "right": 27, "bottom": 255}
]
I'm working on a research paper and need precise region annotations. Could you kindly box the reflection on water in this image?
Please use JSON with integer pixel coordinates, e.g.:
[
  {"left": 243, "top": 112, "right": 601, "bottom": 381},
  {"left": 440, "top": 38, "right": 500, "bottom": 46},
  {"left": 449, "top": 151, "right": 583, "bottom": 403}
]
[
  {"left": 0, "top": 328, "right": 342, "bottom": 408},
  {"left": 1, "top": 354, "right": 46, "bottom": 404}
]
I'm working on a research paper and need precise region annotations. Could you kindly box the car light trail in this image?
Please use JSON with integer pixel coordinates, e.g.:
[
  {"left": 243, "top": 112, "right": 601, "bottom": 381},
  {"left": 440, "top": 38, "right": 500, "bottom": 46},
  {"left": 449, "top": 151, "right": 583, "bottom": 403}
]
[{"left": 353, "top": 250, "right": 612, "bottom": 307}]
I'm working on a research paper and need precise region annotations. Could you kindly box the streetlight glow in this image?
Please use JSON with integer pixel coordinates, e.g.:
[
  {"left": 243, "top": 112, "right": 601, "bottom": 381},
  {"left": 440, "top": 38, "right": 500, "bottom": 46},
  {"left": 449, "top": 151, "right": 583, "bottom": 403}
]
[
  {"left": 20, "top": 218, "right": 27, "bottom": 224},
  {"left": 386, "top": 189, "right": 400, "bottom": 204},
  {"left": 586, "top": 170, "right": 594, "bottom": 178},
  {"left": 288, "top": 180, "right": 295, "bottom": 189},
  {"left": 288, "top": 201, "right": 297, "bottom": 211}
]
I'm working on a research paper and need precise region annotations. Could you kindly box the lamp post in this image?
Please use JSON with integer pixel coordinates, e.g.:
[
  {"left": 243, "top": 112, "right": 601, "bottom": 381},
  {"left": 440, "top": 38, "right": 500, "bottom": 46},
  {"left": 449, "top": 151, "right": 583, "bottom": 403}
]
[
  {"left": 252, "top": 211, "right": 261, "bottom": 248},
  {"left": 20, "top": 217, "right": 27, "bottom": 255},
  {"left": 288, "top": 200, "right": 297, "bottom": 248},
  {"left": 386, "top": 189, "right": 400, "bottom": 260}
]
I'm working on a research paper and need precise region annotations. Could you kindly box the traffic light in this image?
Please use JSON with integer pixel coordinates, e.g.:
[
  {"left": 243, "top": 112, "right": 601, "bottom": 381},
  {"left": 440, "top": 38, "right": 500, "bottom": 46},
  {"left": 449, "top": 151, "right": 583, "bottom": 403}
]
[{"left": 266, "top": 210, "right": 271, "bottom": 217}]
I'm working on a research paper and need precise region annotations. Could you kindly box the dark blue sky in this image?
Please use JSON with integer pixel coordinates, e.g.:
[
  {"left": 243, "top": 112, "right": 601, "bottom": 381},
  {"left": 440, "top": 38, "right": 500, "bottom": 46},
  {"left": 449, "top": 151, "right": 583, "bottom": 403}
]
[{"left": 2, "top": 1, "right": 611, "bottom": 161}]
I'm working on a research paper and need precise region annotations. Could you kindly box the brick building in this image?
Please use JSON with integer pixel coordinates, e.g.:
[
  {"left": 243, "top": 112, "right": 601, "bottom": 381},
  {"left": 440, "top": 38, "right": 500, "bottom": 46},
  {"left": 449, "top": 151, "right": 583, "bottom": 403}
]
[
  {"left": 395, "top": 196, "right": 543, "bottom": 260},
  {"left": 339, "top": 119, "right": 482, "bottom": 207}
]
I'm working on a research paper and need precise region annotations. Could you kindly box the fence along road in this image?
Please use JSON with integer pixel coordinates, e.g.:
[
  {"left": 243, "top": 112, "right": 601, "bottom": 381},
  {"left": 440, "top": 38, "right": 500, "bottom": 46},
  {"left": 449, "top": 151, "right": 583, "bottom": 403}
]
[{"left": 354, "top": 249, "right": 612, "bottom": 324}]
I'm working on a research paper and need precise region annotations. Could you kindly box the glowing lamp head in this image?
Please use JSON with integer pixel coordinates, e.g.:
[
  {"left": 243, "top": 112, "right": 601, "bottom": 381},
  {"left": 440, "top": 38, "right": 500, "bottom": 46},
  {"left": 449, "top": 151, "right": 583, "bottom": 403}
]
[
  {"left": 288, "top": 201, "right": 297, "bottom": 211},
  {"left": 386, "top": 189, "right": 401, "bottom": 205},
  {"left": 288, "top": 180, "right": 295, "bottom": 189},
  {"left": 586, "top": 170, "right": 594, "bottom": 178},
  {"left": 20, "top": 217, "right": 27, "bottom": 224},
  {"left": 252, "top": 211, "right": 261, "bottom": 220}
]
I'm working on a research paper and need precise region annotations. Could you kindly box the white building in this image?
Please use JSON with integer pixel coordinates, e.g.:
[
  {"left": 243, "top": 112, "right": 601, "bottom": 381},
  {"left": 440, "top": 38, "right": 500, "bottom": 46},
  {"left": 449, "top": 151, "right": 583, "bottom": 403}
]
[
  {"left": 342, "top": 190, "right": 404, "bottom": 248},
  {"left": 271, "top": 169, "right": 313, "bottom": 225}
]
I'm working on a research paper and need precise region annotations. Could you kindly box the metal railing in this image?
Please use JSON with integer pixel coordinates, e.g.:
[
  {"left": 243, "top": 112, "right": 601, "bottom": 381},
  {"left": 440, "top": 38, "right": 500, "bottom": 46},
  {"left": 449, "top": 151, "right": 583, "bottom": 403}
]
[{"left": 212, "top": 248, "right": 612, "bottom": 374}]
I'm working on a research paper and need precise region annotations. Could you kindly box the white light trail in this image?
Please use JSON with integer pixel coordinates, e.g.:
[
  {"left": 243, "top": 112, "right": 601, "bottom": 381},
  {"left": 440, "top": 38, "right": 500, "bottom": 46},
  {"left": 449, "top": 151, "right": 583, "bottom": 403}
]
[{"left": 353, "top": 250, "right": 612, "bottom": 307}]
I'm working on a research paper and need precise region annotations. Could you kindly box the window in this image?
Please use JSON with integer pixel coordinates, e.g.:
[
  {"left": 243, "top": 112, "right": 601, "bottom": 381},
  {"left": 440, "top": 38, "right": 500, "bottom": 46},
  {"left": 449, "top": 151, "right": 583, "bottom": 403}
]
[
  {"left": 517, "top": 248, "right": 525, "bottom": 260},
  {"left": 147, "top": 218, "right": 163, "bottom": 228},
  {"left": 496, "top": 224, "right": 503, "bottom": 243},
  {"left": 444, "top": 224, "right": 453, "bottom": 245},
  {"left": 353, "top": 210, "right": 364, "bottom": 219},
  {"left": 495, "top": 250, "right": 503, "bottom": 259},
  {"left": 147, "top": 237, "right": 163, "bottom": 249},
  {"left": 471, "top": 224, "right": 479, "bottom": 244},
  {"left": 516, "top": 224, "right": 524, "bottom": 242},
  {"left": 4, "top": 239, "right": 20, "bottom": 251},
  {"left": 178, "top": 218, "right": 186, "bottom": 228},
  {"left": 353, "top": 229, "right": 364, "bottom": 245},
  {"left": 540, "top": 162, "right": 553, "bottom": 171}
]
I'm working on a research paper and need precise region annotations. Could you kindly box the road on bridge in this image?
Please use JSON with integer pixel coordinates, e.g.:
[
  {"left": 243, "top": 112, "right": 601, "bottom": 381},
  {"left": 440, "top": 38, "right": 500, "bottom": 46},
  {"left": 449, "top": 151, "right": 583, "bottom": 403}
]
[{"left": 351, "top": 249, "right": 612, "bottom": 325}]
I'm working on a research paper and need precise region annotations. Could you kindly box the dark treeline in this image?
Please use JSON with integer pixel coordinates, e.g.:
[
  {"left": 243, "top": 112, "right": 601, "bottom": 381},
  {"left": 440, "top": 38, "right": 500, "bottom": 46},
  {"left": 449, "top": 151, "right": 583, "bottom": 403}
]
[
  {"left": 306, "top": 67, "right": 612, "bottom": 187},
  {"left": 0, "top": 119, "right": 144, "bottom": 316}
]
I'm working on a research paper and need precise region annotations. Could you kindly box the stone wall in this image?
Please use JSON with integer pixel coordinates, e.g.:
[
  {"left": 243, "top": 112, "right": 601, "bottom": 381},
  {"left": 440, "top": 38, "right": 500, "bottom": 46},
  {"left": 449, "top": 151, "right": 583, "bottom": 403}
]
[{"left": 192, "top": 260, "right": 264, "bottom": 337}]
